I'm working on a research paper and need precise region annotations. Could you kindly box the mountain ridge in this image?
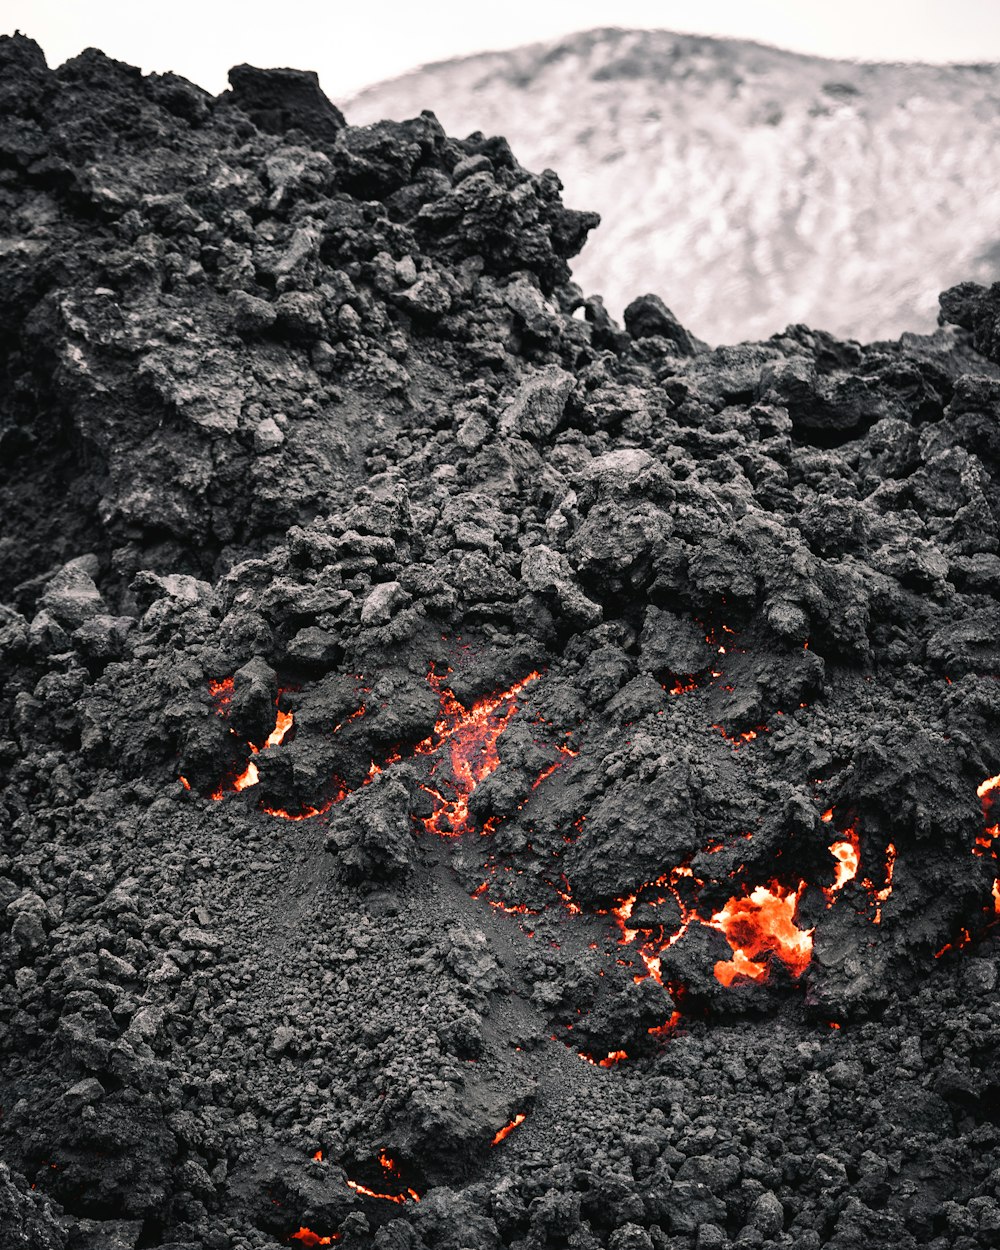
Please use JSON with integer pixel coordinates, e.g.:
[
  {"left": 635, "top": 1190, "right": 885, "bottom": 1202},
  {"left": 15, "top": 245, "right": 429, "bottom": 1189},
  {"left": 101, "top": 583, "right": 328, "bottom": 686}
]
[{"left": 344, "top": 27, "right": 1000, "bottom": 344}]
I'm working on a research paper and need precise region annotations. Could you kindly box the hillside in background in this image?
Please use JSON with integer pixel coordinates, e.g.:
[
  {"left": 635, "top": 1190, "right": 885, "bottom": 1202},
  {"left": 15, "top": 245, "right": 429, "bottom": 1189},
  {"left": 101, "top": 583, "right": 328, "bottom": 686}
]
[{"left": 344, "top": 27, "right": 1000, "bottom": 344}]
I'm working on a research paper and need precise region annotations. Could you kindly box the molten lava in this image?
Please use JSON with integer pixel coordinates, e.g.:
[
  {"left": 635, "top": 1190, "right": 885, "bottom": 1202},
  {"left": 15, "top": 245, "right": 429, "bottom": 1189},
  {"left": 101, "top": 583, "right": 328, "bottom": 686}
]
[
  {"left": 578, "top": 1049, "right": 628, "bottom": 1068},
  {"left": 977, "top": 773, "right": 1000, "bottom": 802},
  {"left": 823, "top": 821, "right": 860, "bottom": 903},
  {"left": 937, "top": 773, "right": 1000, "bottom": 951},
  {"left": 711, "top": 883, "right": 813, "bottom": 986},
  {"left": 647, "top": 1012, "right": 682, "bottom": 1038},
  {"left": 266, "top": 709, "right": 295, "bottom": 748},
  {"left": 979, "top": 773, "right": 1000, "bottom": 852},
  {"left": 863, "top": 842, "right": 896, "bottom": 923},
  {"left": 491, "top": 1113, "right": 527, "bottom": 1146},
  {"left": 214, "top": 665, "right": 549, "bottom": 828},
  {"left": 289, "top": 1229, "right": 339, "bottom": 1246},
  {"left": 199, "top": 681, "right": 295, "bottom": 799}
]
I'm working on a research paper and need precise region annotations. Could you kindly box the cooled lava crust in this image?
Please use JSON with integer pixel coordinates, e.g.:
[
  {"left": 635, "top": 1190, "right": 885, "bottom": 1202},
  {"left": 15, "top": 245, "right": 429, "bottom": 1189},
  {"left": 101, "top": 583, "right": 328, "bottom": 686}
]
[{"left": 2, "top": 32, "right": 1000, "bottom": 1250}]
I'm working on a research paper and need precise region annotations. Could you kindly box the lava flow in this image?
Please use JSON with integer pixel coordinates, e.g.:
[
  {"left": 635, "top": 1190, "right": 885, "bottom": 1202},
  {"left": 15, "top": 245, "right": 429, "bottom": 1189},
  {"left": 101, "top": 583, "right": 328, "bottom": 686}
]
[
  {"left": 978, "top": 773, "right": 1000, "bottom": 853},
  {"left": 578, "top": 1049, "right": 628, "bottom": 1068},
  {"left": 820, "top": 808, "right": 895, "bottom": 921}
]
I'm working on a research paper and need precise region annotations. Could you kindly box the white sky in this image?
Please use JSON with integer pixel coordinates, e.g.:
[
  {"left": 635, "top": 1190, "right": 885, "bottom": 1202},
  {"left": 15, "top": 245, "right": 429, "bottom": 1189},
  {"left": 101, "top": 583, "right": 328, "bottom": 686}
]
[{"left": 2, "top": 0, "right": 998, "bottom": 98}]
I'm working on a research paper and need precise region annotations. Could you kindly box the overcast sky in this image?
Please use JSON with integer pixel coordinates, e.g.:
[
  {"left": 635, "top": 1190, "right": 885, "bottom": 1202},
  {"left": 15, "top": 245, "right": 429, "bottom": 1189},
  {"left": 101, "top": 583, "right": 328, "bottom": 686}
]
[{"left": 3, "top": 1, "right": 999, "bottom": 98}]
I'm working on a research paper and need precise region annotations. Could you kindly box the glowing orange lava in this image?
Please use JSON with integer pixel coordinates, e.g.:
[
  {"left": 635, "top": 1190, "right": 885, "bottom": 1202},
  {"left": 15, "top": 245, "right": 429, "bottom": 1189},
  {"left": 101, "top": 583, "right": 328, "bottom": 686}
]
[
  {"left": 416, "top": 669, "right": 541, "bottom": 836},
  {"left": 647, "top": 1012, "right": 682, "bottom": 1038},
  {"left": 863, "top": 843, "right": 896, "bottom": 923},
  {"left": 711, "top": 883, "right": 813, "bottom": 986},
  {"left": 345, "top": 1180, "right": 420, "bottom": 1205},
  {"left": 199, "top": 666, "right": 562, "bottom": 828},
  {"left": 344, "top": 1151, "right": 420, "bottom": 1204},
  {"left": 261, "top": 798, "right": 337, "bottom": 822},
  {"left": 979, "top": 774, "right": 1000, "bottom": 854},
  {"left": 289, "top": 1229, "right": 339, "bottom": 1246},
  {"left": 267, "top": 709, "right": 295, "bottom": 748},
  {"left": 711, "top": 723, "right": 770, "bottom": 748},
  {"left": 208, "top": 676, "right": 234, "bottom": 708},
  {"left": 578, "top": 1049, "right": 628, "bottom": 1068},
  {"left": 491, "top": 1113, "right": 526, "bottom": 1146},
  {"left": 823, "top": 821, "right": 860, "bottom": 903},
  {"left": 199, "top": 682, "right": 295, "bottom": 799},
  {"left": 977, "top": 774, "right": 1000, "bottom": 801}
]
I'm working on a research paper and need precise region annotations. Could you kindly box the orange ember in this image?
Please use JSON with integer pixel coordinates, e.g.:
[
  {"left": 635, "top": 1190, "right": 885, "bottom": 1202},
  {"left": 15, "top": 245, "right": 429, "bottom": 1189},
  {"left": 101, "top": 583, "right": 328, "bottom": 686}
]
[
  {"left": 866, "top": 843, "right": 896, "bottom": 923},
  {"left": 491, "top": 1113, "right": 527, "bottom": 1146},
  {"left": 342, "top": 1150, "right": 420, "bottom": 1205},
  {"left": 979, "top": 774, "right": 1000, "bottom": 856},
  {"left": 711, "top": 882, "right": 813, "bottom": 986},
  {"left": 202, "top": 682, "right": 295, "bottom": 800},
  {"left": 261, "top": 798, "right": 337, "bottom": 822},
  {"left": 312, "top": 1150, "right": 323, "bottom": 1162},
  {"left": 711, "top": 723, "right": 769, "bottom": 747},
  {"left": 202, "top": 666, "right": 558, "bottom": 825}
]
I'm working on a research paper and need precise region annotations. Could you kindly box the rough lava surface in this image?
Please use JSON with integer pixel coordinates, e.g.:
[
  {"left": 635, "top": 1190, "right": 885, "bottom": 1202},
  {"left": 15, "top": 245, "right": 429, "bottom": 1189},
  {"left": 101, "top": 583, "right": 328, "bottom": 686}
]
[{"left": 2, "top": 32, "right": 1000, "bottom": 1250}]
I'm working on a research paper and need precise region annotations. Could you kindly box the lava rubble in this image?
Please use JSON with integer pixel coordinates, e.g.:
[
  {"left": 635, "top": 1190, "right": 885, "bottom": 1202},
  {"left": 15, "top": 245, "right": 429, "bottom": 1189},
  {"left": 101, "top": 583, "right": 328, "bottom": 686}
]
[{"left": 3, "top": 30, "right": 1000, "bottom": 1250}]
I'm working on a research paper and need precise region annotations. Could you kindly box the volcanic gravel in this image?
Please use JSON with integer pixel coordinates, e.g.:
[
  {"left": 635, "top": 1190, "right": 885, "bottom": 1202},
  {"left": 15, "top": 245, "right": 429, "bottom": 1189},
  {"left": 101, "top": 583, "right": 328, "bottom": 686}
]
[{"left": 2, "top": 32, "right": 1000, "bottom": 1250}]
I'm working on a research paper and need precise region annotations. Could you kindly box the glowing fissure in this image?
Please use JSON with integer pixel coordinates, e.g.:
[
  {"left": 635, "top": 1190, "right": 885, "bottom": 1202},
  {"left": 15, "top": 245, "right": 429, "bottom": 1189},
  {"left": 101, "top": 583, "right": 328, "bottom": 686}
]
[
  {"left": 344, "top": 1151, "right": 420, "bottom": 1205},
  {"left": 491, "top": 1113, "right": 527, "bottom": 1146},
  {"left": 201, "top": 682, "right": 295, "bottom": 801},
  {"left": 194, "top": 667, "right": 557, "bottom": 829},
  {"left": 415, "top": 669, "right": 541, "bottom": 836},
  {"left": 590, "top": 847, "right": 813, "bottom": 990}
]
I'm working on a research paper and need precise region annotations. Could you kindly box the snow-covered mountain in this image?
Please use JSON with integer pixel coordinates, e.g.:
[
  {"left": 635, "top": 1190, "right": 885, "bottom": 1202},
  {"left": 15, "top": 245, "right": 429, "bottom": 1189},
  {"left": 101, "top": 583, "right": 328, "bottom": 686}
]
[{"left": 343, "top": 27, "right": 1000, "bottom": 345}]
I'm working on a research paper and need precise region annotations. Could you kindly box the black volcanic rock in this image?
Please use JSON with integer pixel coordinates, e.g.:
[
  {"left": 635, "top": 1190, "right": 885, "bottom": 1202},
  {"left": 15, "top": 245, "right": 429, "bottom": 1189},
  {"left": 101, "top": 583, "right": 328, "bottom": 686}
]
[
  {"left": 2, "top": 29, "right": 1000, "bottom": 1250},
  {"left": 225, "top": 63, "right": 347, "bottom": 141}
]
